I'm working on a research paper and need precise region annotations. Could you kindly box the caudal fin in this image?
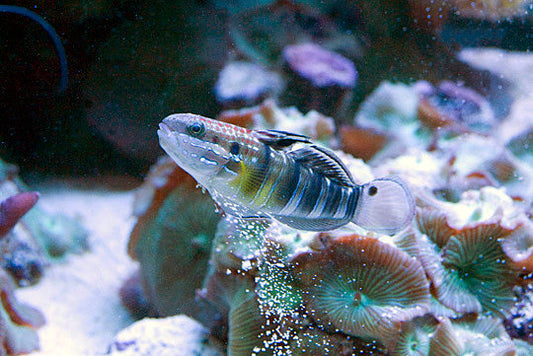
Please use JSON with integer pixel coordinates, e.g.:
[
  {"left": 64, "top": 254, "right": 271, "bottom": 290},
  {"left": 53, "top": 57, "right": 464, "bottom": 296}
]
[{"left": 352, "top": 176, "right": 415, "bottom": 234}]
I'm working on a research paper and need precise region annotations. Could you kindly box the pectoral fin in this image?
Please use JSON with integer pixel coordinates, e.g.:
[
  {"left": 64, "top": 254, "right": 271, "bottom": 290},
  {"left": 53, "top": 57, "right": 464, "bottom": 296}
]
[{"left": 210, "top": 190, "right": 268, "bottom": 219}]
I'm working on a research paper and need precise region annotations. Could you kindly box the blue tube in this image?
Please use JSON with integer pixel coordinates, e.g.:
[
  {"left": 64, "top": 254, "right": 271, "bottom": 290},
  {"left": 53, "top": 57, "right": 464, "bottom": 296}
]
[{"left": 0, "top": 5, "right": 68, "bottom": 93}]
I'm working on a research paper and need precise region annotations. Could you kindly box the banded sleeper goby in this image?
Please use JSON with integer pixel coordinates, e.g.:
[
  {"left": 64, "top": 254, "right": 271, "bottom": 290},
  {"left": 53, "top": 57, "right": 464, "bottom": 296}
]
[{"left": 158, "top": 113, "right": 415, "bottom": 234}]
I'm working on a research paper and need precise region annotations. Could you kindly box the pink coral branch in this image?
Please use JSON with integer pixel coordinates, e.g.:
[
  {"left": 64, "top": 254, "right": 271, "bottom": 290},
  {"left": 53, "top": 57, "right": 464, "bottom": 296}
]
[{"left": 0, "top": 192, "right": 39, "bottom": 237}]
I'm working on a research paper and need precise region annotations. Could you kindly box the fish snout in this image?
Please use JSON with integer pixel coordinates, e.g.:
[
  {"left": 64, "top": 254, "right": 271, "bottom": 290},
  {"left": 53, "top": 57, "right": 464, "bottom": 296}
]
[{"left": 158, "top": 122, "right": 172, "bottom": 136}]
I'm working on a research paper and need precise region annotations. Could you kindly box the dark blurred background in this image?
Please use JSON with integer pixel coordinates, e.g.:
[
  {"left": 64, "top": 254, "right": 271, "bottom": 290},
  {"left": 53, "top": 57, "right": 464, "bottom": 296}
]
[{"left": 1, "top": 0, "right": 531, "bottom": 184}]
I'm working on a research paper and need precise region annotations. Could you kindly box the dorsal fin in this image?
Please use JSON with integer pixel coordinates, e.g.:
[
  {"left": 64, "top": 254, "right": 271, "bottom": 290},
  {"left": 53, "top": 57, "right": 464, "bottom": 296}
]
[
  {"left": 289, "top": 145, "right": 356, "bottom": 187},
  {"left": 253, "top": 129, "right": 312, "bottom": 149}
]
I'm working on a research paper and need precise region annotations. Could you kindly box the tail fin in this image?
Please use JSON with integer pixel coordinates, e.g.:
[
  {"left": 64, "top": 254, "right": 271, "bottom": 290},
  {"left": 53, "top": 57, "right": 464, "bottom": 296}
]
[{"left": 352, "top": 176, "right": 415, "bottom": 234}]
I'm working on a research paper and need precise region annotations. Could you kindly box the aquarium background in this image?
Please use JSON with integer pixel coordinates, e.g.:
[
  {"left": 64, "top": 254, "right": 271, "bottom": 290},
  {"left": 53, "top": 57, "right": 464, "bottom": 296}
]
[
  {"left": 1, "top": 0, "right": 531, "bottom": 181},
  {"left": 1, "top": 1, "right": 533, "bottom": 355}
]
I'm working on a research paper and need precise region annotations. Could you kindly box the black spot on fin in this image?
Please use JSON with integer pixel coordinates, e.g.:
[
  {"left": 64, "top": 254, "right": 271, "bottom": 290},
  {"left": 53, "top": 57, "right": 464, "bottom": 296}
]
[
  {"left": 253, "top": 129, "right": 312, "bottom": 149},
  {"left": 289, "top": 145, "right": 356, "bottom": 187},
  {"left": 351, "top": 176, "right": 415, "bottom": 234},
  {"left": 271, "top": 214, "right": 349, "bottom": 231}
]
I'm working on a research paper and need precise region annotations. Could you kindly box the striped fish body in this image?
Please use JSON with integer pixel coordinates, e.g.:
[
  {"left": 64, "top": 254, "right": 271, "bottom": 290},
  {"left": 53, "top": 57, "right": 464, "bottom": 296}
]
[
  {"left": 158, "top": 113, "right": 415, "bottom": 234},
  {"left": 221, "top": 140, "right": 359, "bottom": 231}
]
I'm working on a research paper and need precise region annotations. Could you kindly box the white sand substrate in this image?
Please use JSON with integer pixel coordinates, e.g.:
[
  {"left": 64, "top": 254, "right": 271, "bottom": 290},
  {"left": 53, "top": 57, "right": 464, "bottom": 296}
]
[{"left": 15, "top": 188, "right": 139, "bottom": 356}]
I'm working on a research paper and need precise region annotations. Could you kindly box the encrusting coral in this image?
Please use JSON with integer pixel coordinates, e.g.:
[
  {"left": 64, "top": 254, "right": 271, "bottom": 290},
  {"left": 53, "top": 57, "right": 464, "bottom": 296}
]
[
  {"left": 410, "top": 208, "right": 520, "bottom": 316},
  {"left": 0, "top": 191, "right": 45, "bottom": 355},
  {"left": 0, "top": 268, "right": 45, "bottom": 356},
  {"left": 0, "top": 158, "right": 95, "bottom": 355},
  {"left": 292, "top": 234, "right": 430, "bottom": 348},
  {"left": 128, "top": 157, "right": 221, "bottom": 319},
  {"left": 0, "top": 159, "right": 88, "bottom": 285},
  {"left": 130, "top": 86, "right": 533, "bottom": 353}
]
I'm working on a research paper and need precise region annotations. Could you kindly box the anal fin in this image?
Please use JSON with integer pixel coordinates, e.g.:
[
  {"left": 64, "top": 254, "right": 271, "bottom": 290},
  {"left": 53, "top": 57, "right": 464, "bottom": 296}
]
[{"left": 271, "top": 214, "right": 349, "bottom": 231}]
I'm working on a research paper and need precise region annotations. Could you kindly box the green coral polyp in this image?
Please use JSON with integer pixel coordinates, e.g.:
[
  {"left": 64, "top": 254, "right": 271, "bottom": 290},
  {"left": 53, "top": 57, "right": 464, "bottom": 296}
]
[
  {"left": 430, "top": 316, "right": 516, "bottom": 355},
  {"left": 414, "top": 208, "right": 519, "bottom": 316},
  {"left": 292, "top": 235, "right": 431, "bottom": 347},
  {"left": 392, "top": 315, "right": 440, "bottom": 356},
  {"left": 352, "top": 291, "right": 364, "bottom": 307}
]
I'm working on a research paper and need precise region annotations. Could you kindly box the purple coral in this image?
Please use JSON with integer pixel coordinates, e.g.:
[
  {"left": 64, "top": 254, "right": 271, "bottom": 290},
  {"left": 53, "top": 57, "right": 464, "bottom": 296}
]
[
  {"left": 415, "top": 80, "right": 496, "bottom": 132},
  {"left": 0, "top": 192, "right": 39, "bottom": 237},
  {"left": 283, "top": 43, "right": 357, "bottom": 88}
]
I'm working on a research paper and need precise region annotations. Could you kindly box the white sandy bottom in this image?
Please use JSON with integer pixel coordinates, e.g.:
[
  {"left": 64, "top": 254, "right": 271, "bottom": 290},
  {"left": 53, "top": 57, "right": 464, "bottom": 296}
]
[{"left": 16, "top": 189, "right": 139, "bottom": 356}]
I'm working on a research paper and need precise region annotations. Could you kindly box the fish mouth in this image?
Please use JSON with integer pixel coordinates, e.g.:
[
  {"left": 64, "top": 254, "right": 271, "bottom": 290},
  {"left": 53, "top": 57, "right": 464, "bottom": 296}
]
[{"left": 158, "top": 122, "right": 173, "bottom": 136}]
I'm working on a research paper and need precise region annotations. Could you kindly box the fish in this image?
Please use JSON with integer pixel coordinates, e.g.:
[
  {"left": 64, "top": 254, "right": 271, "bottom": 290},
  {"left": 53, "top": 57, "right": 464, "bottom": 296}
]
[{"left": 157, "top": 113, "right": 415, "bottom": 234}]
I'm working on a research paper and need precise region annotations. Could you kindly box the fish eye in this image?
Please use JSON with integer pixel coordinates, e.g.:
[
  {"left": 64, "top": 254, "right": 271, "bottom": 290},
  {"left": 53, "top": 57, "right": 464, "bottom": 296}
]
[
  {"left": 230, "top": 142, "right": 241, "bottom": 155},
  {"left": 187, "top": 122, "right": 206, "bottom": 138},
  {"left": 368, "top": 186, "right": 378, "bottom": 196}
]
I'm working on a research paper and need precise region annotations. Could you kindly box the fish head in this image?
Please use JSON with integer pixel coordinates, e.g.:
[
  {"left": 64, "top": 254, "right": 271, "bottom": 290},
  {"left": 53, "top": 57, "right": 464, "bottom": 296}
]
[
  {"left": 158, "top": 113, "right": 233, "bottom": 183},
  {"left": 158, "top": 113, "right": 259, "bottom": 185}
]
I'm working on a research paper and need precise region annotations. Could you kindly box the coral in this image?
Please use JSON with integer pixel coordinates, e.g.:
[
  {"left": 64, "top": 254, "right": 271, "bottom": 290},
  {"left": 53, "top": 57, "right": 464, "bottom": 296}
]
[
  {"left": 282, "top": 43, "right": 357, "bottom": 118},
  {"left": 200, "top": 270, "right": 267, "bottom": 355},
  {"left": 346, "top": 80, "right": 503, "bottom": 163},
  {"left": 339, "top": 125, "right": 387, "bottom": 162},
  {"left": 505, "top": 283, "right": 533, "bottom": 343},
  {"left": 412, "top": 209, "right": 519, "bottom": 316},
  {"left": 430, "top": 315, "right": 516, "bottom": 355},
  {"left": 0, "top": 268, "right": 45, "bottom": 355},
  {"left": 458, "top": 48, "right": 533, "bottom": 103},
  {"left": 392, "top": 315, "right": 440, "bottom": 356},
  {"left": 502, "top": 221, "right": 533, "bottom": 273},
  {"left": 415, "top": 80, "right": 496, "bottom": 134},
  {"left": 452, "top": 0, "right": 531, "bottom": 20},
  {"left": 0, "top": 159, "right": 88, "bottom": 268},
  {"left": 283, "top": 43, "right": 357, "bottom": 89},
  {"left": 0, "top": 193, "right": 39, "bottom": 238},
  {"left": 215, "top": 61, "right": 284, "bottom": 109},
  {"left": 515, "top": 339, "right": 533, "bottom": 355},
  {"left": 219, "top": 99, "right": 337, "bottom": 146},
  {"left": 292, "top": 234, "right": 430, "bottom": 348},
  {"left": 136, "top": 82, "right": 533, "bottom": 353},
  {"left": 348, "top": 81, "right": 429, "bottom": 161},
  {"left": 1, "top": 240, "right": 46, "bottom": 287},
  {"left": 0, "top": 191, "right": 47, "bottom": 285},
  {"left": 227, "top": 1, "right": 361, "bottom": 65},
  {"left": 0, "top": 184, "right": 44, "bottom": 355},
  {"left": 128, "top": 157, "right": 220, "bottom": 319},
  {"left": 118, "top": 268, "right": 156, "bottom": 320}
]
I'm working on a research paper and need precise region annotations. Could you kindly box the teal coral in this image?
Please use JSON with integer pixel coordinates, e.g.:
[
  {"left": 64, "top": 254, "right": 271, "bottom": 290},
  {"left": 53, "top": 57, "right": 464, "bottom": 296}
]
[
  {"left": 131, "top": 168, "right": 220, "bottom": 318},
  {"left": 134, "top": 97, "right": 533, "bottom": 353},
  {"left": 412, "top": 208, "right": 519, "bottom": 316},
  {"left": 292, "top": 234, "right": 430, "bottom": 347}
]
